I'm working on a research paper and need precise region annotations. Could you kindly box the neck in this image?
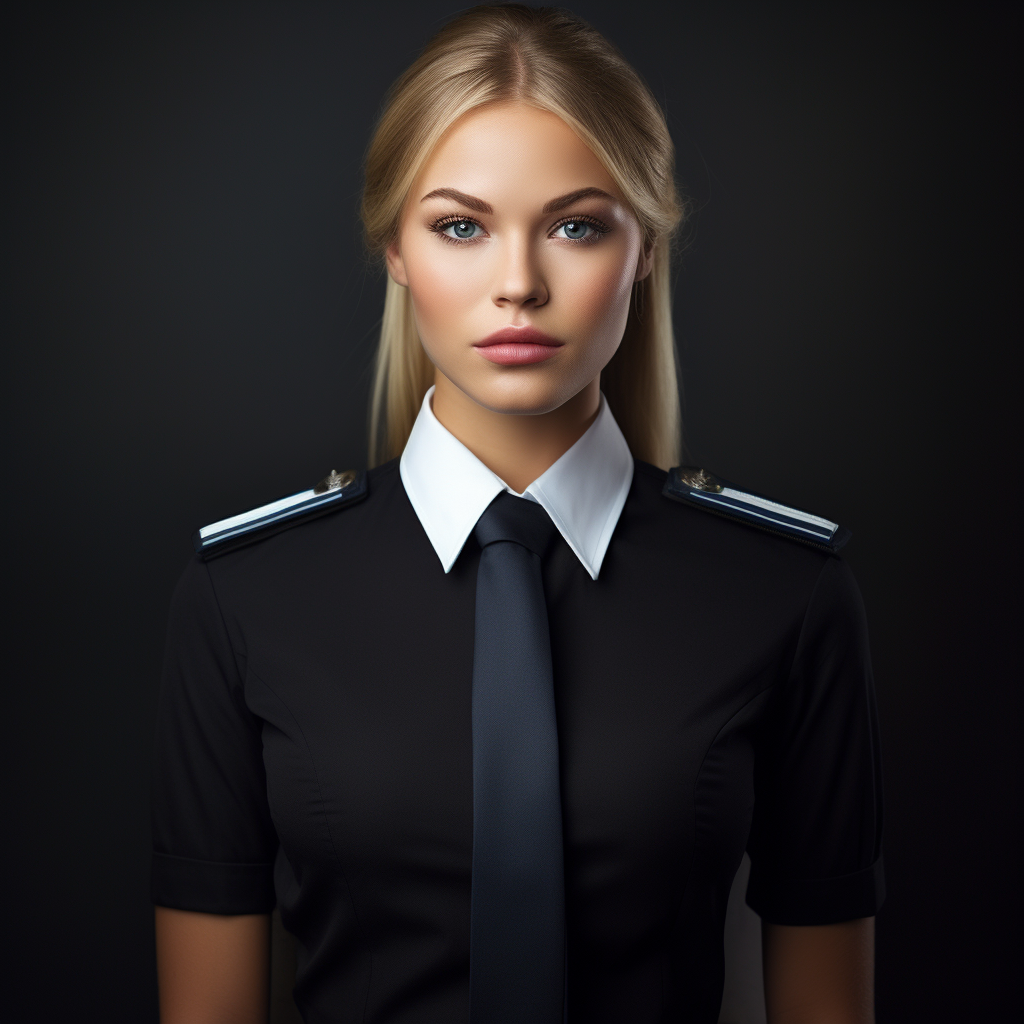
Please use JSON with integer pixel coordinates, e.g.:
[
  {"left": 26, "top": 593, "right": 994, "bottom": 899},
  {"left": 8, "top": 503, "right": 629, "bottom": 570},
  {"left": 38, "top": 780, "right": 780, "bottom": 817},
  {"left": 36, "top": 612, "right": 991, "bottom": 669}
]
[{"left": 430, "top": 373, "right": 601, "bottom": 493}]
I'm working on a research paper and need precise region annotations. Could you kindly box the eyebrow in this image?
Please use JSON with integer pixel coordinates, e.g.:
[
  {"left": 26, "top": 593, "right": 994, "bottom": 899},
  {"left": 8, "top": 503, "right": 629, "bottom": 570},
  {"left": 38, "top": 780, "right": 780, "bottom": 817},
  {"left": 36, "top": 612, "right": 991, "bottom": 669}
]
[
  {"left": 419, "top": 188, "right": 492, "bottom": 213},
  {"left": 419, "top": 185, "right": 616, "bottom": 215},
  {"left": 542, "top": 187, "right": 615, "bottom": 214}
]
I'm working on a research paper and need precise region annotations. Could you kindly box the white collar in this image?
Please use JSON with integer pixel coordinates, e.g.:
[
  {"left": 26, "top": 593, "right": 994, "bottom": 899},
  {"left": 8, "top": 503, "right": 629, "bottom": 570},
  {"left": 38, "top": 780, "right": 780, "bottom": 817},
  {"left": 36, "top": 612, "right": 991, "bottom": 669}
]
[{"left": 399, "top": 386, "right": 633, "bottom": 580}]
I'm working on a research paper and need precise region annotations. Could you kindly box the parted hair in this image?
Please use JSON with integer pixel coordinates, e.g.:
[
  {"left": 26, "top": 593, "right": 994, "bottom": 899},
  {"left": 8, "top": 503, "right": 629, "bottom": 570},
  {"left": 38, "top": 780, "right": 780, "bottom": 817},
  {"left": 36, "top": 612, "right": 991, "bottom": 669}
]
[{"left": 361, "top": 4, "right": 685, "bottom": 468}]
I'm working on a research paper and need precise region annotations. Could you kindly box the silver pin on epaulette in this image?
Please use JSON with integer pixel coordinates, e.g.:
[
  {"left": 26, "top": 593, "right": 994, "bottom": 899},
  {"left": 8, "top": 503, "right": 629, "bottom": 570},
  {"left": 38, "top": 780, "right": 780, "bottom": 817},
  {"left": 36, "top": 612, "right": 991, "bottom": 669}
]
[
  {"left": 676, "top": 467, "right": 723, "bottom": 493},
  {"left": 314, "top": 469, "right": 356, "bottom": 495}
]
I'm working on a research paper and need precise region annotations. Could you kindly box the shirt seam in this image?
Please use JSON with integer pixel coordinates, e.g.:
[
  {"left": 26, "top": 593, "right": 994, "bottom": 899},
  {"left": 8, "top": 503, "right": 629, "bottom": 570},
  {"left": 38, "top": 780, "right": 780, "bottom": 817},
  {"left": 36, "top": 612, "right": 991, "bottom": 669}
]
[
  {"left": 790, "top": 558, "right": 883, "bottom": 867},
  {"left": 777, "top": 555, "right": 834, "bottom": 699},
  {"left": 662, "top": 680, "right": 776, "bottom": 1010},
  {"left": 199, "top": 561, "right": 249, "bottom": 689},
  {"left": 245, "top": 665, "right": 373, "bottom": 1023},
  {"left": 757, "top": 557, "right": 883, "bottom": 890}
]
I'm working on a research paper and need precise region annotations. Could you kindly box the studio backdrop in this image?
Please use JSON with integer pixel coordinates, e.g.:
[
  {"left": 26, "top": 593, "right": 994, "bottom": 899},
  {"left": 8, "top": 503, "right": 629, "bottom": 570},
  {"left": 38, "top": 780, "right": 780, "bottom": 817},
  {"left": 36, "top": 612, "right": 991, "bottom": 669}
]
[{"left": 3, "top": 3, "right": 1020, "bottom": 1022}]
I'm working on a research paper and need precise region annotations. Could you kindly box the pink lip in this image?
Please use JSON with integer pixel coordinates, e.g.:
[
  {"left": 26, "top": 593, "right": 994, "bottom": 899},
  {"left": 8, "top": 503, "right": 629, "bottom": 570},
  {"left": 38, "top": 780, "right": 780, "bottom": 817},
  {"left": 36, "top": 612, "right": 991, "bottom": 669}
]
[{"left": 473, "top": 326, "right": 564, "bottom": 366}]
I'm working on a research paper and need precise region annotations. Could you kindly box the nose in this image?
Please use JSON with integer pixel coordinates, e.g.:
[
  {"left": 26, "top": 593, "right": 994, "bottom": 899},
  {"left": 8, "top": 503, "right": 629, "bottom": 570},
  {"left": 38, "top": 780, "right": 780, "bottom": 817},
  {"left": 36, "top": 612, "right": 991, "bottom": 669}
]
[{"left": 492, "top": 235, "right": 548, "bottom": 310}]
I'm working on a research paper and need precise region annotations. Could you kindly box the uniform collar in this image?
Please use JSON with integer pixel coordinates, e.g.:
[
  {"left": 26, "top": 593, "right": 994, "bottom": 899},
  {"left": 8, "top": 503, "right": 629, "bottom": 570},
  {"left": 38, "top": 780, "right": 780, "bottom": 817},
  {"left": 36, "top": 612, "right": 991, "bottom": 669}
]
[{"left": 400, "top": 386, "right": 633, "bottom": 580}]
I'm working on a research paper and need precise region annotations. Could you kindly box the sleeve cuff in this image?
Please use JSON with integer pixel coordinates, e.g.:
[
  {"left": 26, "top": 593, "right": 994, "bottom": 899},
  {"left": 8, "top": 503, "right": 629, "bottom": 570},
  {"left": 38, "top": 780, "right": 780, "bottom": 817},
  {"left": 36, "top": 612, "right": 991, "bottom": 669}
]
[
  {"left": 746, "top": 856, "right": 885, "bottom": 925},
  {"left": 151, "top": 851, "right": 276, "bottom": 914}
]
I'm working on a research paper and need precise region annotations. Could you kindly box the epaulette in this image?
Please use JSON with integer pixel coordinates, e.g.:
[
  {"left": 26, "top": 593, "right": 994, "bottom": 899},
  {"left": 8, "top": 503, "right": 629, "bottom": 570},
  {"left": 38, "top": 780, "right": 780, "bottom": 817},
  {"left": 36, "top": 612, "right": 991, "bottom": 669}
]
[
  {"left": 663, "top": 466, "right": 851, "bottom": 554},
  {"left": 193, "top": 469, "right": 368, "bottom": 560}
]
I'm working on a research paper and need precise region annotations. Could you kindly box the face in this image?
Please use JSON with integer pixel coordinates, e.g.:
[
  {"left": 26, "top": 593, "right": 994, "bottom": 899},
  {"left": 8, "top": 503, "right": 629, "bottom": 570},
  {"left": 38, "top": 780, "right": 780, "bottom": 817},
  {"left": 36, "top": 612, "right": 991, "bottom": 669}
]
[{"left": 386, "top": 101, "right": 651, "bottom": 416}]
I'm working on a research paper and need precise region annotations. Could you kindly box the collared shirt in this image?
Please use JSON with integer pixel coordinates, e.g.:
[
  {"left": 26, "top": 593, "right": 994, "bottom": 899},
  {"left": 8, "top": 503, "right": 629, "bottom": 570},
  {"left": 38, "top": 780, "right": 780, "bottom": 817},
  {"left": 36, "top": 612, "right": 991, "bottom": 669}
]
[
  {"left": 155, "top": 457, "right": 884, "bottom": 1022},
  {"left": 399, "top": 385, "right": 633, "bottom": 579},
  {"left": 155, "top": 460, "right": 884, "bottom": 1021}
]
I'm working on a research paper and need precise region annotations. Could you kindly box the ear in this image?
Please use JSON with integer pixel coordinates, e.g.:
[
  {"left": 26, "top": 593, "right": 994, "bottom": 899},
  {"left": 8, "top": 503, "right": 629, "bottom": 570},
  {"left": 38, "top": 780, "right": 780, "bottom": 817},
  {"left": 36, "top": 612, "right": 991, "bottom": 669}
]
[
  {"left": 385, "top": 241, "right": 409, "bottom": 287},
  {"left": 634, "top": 237, "right": 655, "bottom": 283}
]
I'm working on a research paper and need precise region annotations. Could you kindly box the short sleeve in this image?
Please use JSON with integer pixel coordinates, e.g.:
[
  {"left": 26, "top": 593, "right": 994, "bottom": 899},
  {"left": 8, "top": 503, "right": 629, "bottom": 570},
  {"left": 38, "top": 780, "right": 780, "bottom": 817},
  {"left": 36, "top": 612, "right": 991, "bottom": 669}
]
[
  {"left": 150, "top": 558, "right": 277, "bottom": 914},
  {"left": 746, "top": 557, "right": 885, "bottom": 925}
]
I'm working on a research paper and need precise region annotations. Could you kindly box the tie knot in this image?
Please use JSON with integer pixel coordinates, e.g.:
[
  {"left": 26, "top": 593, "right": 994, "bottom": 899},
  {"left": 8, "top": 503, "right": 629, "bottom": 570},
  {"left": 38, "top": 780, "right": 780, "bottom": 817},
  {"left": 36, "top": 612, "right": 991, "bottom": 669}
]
[{"left": 474, "top": 492, "right": 556, "bottom": 557}]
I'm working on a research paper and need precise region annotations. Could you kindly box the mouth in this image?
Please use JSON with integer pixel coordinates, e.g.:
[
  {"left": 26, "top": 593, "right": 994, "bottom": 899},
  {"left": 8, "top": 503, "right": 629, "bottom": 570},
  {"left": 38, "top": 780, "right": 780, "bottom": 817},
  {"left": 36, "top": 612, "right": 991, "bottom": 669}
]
[{"left": 473, "top": 326, "right": 564, "bottom": 366}]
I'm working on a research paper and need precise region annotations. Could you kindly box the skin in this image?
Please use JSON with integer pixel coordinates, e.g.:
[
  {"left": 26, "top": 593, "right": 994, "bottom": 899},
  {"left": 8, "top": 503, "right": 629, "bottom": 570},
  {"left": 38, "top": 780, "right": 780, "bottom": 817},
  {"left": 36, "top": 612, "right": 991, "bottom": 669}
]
[
  {"left": 386, "top": 100, "right": 651, "bottom": 492},
  {"left": 763, "top": 918, "right": 876, "bottom": 1024},
  {"left": 155, "top": 100, "right": 875, "bottom": 1021},
  {"left": 154, "top": 911, "right": 875, "bottom": 1023},
  {"left": 155, "top": 906, "right": 269, "bottom": 1023}
]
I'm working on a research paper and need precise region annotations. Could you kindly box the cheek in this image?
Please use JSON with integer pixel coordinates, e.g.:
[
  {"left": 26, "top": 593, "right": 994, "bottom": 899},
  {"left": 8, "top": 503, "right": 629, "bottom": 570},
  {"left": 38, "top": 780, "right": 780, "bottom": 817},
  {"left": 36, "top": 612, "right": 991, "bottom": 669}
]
[
  {"left": 403, "top": 238, "right": 488, "bottom": 340},
  {"left": 558, "top": 248, "right": 637, "bottom": 342}
]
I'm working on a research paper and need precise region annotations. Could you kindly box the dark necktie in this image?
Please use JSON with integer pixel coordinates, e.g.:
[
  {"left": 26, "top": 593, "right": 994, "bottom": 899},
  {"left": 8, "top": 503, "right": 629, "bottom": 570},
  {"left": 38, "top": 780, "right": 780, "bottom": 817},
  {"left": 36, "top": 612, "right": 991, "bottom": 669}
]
[{"left": 470, "top": 491, "right": 564, "bottom": 1024}]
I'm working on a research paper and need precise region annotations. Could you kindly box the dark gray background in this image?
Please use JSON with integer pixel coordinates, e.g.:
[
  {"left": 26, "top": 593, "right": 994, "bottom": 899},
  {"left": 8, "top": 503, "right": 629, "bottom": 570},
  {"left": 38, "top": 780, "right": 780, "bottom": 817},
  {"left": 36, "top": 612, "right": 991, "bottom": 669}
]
[{"left": 3, "top": 3, "right": 1020, "bottom": 1021}]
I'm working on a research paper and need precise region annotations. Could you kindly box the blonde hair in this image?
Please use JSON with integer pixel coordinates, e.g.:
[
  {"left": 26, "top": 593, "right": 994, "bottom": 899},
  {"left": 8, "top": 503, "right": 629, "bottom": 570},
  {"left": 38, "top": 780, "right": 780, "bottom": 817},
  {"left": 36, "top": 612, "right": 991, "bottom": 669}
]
[{"left": 361, "top": 4, "right": 685, "bottom": 468}]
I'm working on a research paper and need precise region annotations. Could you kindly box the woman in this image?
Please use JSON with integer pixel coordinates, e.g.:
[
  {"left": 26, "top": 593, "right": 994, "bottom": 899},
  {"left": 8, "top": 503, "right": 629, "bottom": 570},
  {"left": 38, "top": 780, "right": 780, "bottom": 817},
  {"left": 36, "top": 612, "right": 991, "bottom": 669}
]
[{"left": 153, "top": 6, "right": 883, "bottom": 1022}]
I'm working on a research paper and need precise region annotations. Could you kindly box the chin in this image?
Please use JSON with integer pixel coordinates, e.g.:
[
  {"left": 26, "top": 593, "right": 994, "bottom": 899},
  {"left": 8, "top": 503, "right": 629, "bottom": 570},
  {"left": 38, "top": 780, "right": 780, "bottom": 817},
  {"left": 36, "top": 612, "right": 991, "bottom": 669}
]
[{"left": 457, "top": 371, "right": 581, "bottom": 417}]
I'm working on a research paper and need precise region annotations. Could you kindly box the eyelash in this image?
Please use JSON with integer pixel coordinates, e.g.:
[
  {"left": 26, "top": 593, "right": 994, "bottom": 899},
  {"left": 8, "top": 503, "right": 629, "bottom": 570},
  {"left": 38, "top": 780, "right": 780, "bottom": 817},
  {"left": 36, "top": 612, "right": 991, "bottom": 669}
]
[{"left": 429, "top": 214, "right": 610, "bottom": 245}]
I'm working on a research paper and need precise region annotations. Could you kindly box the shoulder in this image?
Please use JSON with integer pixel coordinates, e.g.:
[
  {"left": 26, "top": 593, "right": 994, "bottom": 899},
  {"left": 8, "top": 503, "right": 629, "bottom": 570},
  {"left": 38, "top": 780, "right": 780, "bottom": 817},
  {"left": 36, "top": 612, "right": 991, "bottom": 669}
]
[
  {"left": 632, "top": 460, "right": 867, "bottom": 650},
  {"left": 167, "top": 461, "right": 405, "bottom": 640},
  {"left": 192, "top": 459, "right": 401, "bottom": 562},
  {"left": 633, "top": 460, "right": 851, "bottom": 557}
]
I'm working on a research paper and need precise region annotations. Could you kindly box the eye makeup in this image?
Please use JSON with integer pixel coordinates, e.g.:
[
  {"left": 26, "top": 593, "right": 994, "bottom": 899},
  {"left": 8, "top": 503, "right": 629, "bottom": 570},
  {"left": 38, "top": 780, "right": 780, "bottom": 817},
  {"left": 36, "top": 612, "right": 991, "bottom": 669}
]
[{"left": 428, "top": 212, "right": 611, "bottom": 245}]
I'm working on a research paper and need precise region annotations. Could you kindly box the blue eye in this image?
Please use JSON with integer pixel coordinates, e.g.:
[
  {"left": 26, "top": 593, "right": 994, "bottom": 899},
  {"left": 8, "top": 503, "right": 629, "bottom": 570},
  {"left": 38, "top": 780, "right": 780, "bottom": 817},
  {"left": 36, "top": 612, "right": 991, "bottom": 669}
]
[
  {"left": 555, "top": 220, "right": 598, "bottom": 241},
  {"left": 443, "top": 219, "right": 480, "bottom": 240}
]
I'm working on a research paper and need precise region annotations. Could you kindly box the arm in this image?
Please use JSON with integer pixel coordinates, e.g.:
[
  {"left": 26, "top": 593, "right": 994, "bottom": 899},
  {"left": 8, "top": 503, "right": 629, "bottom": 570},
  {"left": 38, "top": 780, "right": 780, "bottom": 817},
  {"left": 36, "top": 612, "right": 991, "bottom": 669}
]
[
  {"left": 155, "top": 906, "right": 270, "bottom": 1024},
  {"left": 762, "top": 917, "right": 875, "bottom": 1024}
]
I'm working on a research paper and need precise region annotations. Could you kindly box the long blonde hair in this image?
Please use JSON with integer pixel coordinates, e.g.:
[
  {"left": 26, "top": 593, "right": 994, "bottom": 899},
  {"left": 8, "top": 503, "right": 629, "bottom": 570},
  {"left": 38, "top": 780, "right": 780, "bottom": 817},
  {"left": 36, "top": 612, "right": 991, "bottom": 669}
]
[{"left": 361, "top": 4, "right": 685, "bottom": 468}]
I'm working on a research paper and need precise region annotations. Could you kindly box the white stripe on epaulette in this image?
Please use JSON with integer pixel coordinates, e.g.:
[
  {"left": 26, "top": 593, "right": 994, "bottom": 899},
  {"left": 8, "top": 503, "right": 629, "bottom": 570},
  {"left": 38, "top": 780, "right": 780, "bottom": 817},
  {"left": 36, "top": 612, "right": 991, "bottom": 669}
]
[
  {"left": 719, "top": 488, "right": 838, "bottom": 533},
  {"left": 198, "top": 490, "right": 318, "bottom": 539},
  {"left": 688, "top": 490, "right": 837, "bottom": 541},
  {"left": 663, "top": 466, "right": 850, "bottom": 553}
]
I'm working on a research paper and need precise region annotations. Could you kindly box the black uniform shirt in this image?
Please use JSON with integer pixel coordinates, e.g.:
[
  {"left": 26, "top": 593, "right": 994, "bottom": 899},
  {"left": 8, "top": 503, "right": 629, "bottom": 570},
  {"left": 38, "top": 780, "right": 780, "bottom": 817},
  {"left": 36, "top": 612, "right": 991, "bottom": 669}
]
[{"left": 152, "top": 459, "right": 884, "bottom": 1023}]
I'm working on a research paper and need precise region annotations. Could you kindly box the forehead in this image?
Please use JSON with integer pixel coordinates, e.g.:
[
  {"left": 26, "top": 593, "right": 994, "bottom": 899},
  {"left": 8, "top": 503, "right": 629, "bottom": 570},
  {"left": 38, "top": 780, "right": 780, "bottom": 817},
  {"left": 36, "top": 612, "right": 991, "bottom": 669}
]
[{"left": 413, "top": 100, "right": 621, "bottom": 203}]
